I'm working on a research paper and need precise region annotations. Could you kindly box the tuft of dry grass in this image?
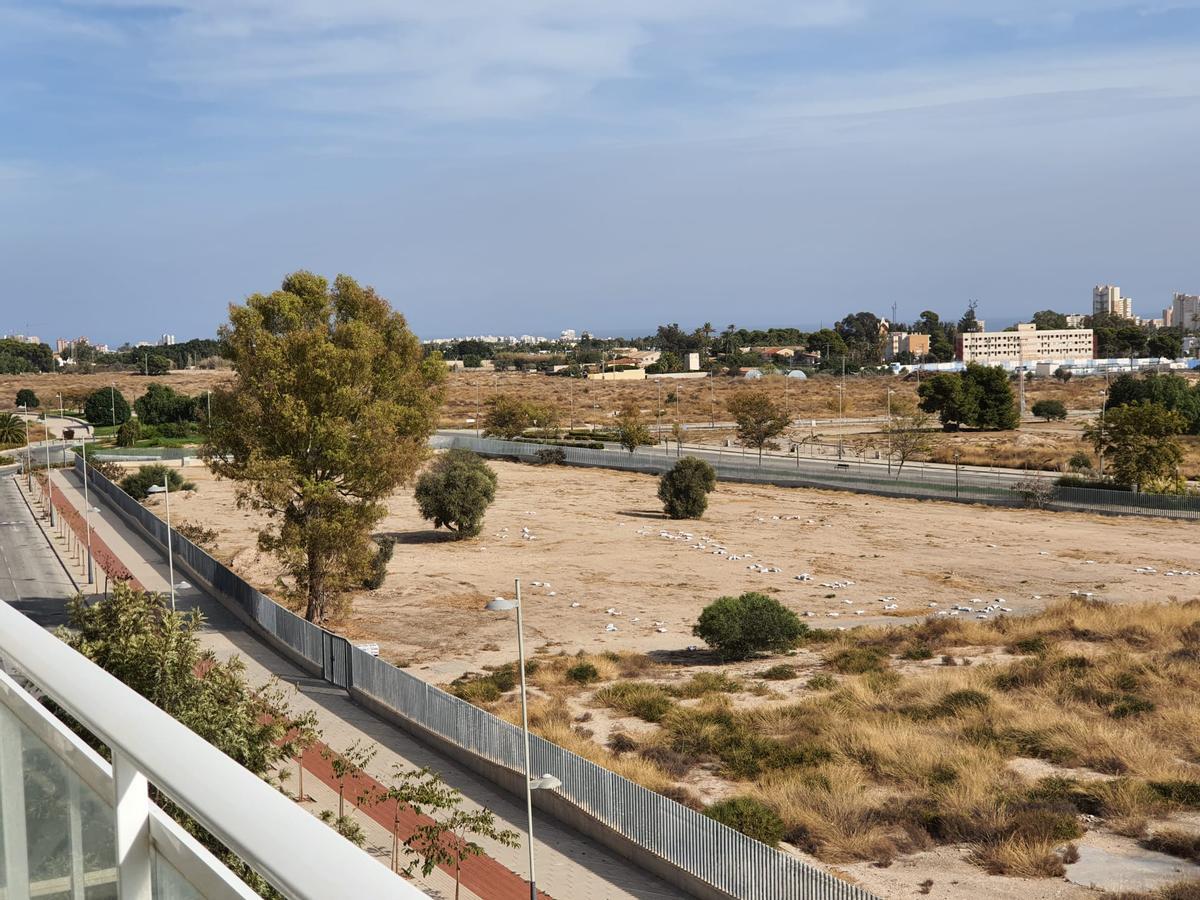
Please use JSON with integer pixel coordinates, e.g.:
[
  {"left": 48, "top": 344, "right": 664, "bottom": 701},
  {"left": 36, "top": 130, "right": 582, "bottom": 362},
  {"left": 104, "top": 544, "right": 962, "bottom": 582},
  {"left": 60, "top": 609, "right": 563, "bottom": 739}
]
[{"left": 971, "top": 836, "right": 1067, "bottom": 878}]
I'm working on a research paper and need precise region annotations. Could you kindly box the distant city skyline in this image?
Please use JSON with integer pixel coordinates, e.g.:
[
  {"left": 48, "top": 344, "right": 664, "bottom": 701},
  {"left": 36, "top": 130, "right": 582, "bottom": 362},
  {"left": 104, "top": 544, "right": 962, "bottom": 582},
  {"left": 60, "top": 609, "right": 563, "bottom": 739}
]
[{"left": 3, "top": 3, "right": 1199, "bottom": 341}]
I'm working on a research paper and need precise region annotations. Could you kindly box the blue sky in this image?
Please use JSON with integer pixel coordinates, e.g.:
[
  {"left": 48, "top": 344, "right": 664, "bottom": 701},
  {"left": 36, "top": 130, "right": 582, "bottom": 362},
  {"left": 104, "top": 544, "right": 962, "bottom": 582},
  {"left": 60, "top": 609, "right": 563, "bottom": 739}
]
[{"left": 2, "top": 2, "right": 1199, "bottom": 343}]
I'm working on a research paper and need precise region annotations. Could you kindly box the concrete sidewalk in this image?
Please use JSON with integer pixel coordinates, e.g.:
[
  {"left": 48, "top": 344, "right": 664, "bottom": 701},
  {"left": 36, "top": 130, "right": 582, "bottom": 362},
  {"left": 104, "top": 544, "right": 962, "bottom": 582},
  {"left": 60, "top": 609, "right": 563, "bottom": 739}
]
[{"left": 46, "top": 467, "right": 683, "bottom": 900}]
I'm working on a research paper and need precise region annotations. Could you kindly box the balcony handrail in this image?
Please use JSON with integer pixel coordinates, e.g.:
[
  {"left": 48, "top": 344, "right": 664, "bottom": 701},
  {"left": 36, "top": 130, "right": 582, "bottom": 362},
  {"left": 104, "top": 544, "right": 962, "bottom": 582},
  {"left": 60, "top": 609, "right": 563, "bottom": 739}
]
[{"left": 0, "top": 600, "right": 426, "bottom": 900}]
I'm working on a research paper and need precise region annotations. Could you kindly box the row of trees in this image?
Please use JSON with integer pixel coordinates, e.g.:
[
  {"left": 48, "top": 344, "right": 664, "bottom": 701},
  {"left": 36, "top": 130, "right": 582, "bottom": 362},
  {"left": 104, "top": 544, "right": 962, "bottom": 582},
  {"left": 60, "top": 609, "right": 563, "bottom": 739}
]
[{"left": 63, "top": 583, "right": 514, "bottom": 899}]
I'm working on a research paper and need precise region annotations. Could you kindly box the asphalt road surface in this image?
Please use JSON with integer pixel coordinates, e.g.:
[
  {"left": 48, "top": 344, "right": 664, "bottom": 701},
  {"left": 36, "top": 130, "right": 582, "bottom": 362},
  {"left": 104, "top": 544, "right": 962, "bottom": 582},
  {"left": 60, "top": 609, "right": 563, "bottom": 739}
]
[{"left": 0, "top": 476, "right": 77, "bottom": 627}]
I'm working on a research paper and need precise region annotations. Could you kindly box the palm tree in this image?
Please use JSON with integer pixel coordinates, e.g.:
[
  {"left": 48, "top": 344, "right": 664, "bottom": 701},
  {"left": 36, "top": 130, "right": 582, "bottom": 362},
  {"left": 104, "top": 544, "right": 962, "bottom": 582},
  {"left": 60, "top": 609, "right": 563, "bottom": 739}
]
[{"left": 0, "top": 413, "right": 25, "bottom": 445}]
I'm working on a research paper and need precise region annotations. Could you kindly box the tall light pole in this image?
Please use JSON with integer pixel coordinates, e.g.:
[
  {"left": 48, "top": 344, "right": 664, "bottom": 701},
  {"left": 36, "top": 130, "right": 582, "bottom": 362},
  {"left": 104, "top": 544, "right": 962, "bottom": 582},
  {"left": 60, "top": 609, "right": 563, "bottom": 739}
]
[
  {"left": 485, "top": 582, "right": 560, "bottom": 900},
  {"left": 886, "top": 387, "right": 895, "bottom": 476},
  {"left": 44, "top": 409, "right": 54, "bottom": 527},
  {"left": 1097, "top": 389, "right": 1107, "bottom": 479},
  {"left": 81, "top": 435, "right": 94, "bottom": 587},
  {"left": 709, "top": 371, "right": 716, "bottom": 428},
  {"left": 147, "top": 479, "right": 176, "bottom": 611},
  {"left": 655, "top": 378, "right": 662, "bottom": 452},
  {"left": 206, "top": 389, "right": 212, "bottom": 424},
  {"left": 111, "top": 383, "right": 117, "bottom": 428},
  {"left": 18, "top": 404, "right": 31, "bottom": 490}
]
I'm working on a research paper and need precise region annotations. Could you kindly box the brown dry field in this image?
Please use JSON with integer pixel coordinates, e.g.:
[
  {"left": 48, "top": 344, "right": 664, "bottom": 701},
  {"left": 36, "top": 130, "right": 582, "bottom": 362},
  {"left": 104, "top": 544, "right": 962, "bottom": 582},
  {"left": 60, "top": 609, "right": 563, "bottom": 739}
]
[
  {"left": 0, "top": 370, "right": 233, "bottom": 412},
  {"left": 153, "top": 457, "right": 1200, "bottom": 684}
]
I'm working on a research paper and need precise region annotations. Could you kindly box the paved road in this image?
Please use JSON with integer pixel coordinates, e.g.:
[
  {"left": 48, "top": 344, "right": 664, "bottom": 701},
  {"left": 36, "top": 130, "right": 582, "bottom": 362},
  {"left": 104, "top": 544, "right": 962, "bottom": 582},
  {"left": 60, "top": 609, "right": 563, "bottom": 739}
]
[
  {"left": 0, "top": 477, "right": 77, "bottom": 627},
  {"left": 43, "top": 467, "right": 684, "bottom": 900}
]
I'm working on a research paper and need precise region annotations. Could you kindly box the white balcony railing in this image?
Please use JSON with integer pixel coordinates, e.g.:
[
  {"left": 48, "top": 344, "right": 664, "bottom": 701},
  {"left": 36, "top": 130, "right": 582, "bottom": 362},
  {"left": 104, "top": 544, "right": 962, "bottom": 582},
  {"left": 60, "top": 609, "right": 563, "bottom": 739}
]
[{"left": 0, "top": 600, "right": 429, "bottom": 900}]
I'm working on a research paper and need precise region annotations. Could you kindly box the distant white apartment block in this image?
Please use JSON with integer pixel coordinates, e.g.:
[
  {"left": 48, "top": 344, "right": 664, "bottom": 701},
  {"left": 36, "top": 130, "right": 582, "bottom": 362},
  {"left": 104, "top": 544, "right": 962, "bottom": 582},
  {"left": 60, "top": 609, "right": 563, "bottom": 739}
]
[
  {"left": 560, "top": 329, "right": 577, "bottom": 341},
  {"left": 957, "top": 323, "right": 1095, "bottom": 365},
  {"left": 159, "top": 333, "right": 176, "bottom": 346},
  {"left": 1064, "top": 314, "right": 1089, "bottom": 329},
  {"left": 1093, "top": 284, "right": 1133, "bottom": 319},
  {"left": 1172, "top": 293, "right": 1200, "bottom": 332}
]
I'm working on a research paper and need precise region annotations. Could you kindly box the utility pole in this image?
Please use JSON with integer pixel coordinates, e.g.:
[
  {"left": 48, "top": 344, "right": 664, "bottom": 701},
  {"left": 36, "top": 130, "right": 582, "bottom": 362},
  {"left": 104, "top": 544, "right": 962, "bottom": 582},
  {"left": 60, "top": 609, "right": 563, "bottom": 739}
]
[
  {"left": 1017, "top": 335, "right": 1026, "bottom": 419},
  {"left": 709, "top": 371, "right": 715, "bottom": 428}
]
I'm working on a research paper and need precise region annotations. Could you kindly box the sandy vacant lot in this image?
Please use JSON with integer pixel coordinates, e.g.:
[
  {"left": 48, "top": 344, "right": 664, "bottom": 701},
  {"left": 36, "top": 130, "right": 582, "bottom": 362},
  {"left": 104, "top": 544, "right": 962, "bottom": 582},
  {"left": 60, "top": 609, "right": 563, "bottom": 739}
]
[{"left": 152, "top": 457, "right": 1200, "bottom": 681}]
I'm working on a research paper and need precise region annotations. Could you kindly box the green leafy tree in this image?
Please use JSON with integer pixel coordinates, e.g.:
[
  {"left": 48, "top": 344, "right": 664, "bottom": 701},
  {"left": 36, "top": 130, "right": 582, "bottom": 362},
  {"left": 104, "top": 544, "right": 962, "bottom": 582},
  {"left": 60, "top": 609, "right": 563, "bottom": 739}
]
[
  {"left": 693, "top": 592, "right": 807, "bottom": 662},
  {"left": 0, "top": 413, "right": 24, "bottom": 445},
  {"left": 116, "top": 418, "right": 142, "bottom": 447},
  {"left": 16, "top": 388, "right": 38, "bottom": 409},
  {"left": 403, "top": 773, "right": 520, "bottom": 900},
  {"left": 83, "top": 387, "right": 130, "bottom": 426},
  {"left": 1106, "top": 373, "right": 1200, "bottom": 434},
  {"left": 958, "top": 300, "right": 981, "bottom": 334},
  {"left": 1031, "top": 399, "right": 1068, "bottom": 421},
  {"left": 1084, "top": 401, "right": 1185, "bottom": 490},
  {"left": 60, "top": 583, "right": 318, "bottom": 897},
  {"left": 804, "top": 328, "right": 848, "bottom": 361},
  {"left": 144, "top": 353, "right": 172, "bottom": 375},
  {"left": 658, "top": 457, "right": 717, "bottom": 519},
  {"left": 834, "top": 311, "right": 884, "bottom": 363},
  {"left": 726, "top": 391, "right": 791, "bottom": 462},
  {"left": 413, "top": 450, "right": 497, "bottom": 539},
  {"left": 135, "top": 383, "right": 199, "bottom": 424},
  {"left": 615, "top": 402, "right": 654, "bottom": 454},
  {"left": 917, "top": 364, "right": 1017, "bottom": 431},
  {"left": 482, "top": 394, "right": 555, "bottom": 439},
  {"left": 1053, "top": 367, "right": 1073, "bottom": 383},
  {"left": 883, "top": 406, "right": 935, "bottom": 476},
  {"left": 917, "top": 311, "right": 956, "bottom": 362},
  {"left": 1148, "top": 328, "right": 1183, "bottom": 360},
  {"left": 119, "top": 463, "right": 184, "bottom": 501},
  {"left": 1031, "top": 310, "right": 1069, "bottom": 330},
  {"left": 202, "top": 270, "right": 445, "bottom": 623},
  {"left": 319, "top": 740, "right": 378, "bottom": 820}
]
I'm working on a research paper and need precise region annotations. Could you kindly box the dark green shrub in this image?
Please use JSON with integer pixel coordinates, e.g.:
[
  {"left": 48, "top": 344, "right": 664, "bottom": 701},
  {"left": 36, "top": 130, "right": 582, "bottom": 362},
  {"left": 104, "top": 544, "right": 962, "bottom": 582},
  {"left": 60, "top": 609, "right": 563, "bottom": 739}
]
[
  {"left": 119, "top": 464, "right": 184, "bottom": 501},
  {"left": 760, "top": 664, "right": 798, "bottom": 681},
  {"left": 1109, "top": 695, "right": 1155, "bottom": 719},
  {"left": 15, "top": 388, "right": 38, "bottom": 409},
  {"left": 704, "top": 797, "right": 786, "bottom": 847},
  {"left": 672, "top": 672, "right": 741, "bottom": 698},
  {"left": 362, "top": 538, "right": 395, "bottom": 590},
  {"left": 828, "top": 647, "right": 889, "bottom": 674},
  {"left": 116, "top": 418, "right": 141, "bottom": 447},
  {"left": 1068, "top": 450, "right": 1092, "bottom": 472},
  {"left": 807, "top": 674, "right": 837, "bottom": 690},
  {"left": 1031, "top": 399, "right": 1068, "bottom": 422},
  {"left": 84, "top": 387, "right": 130, "bottom": 426},
  {"left": 693, "top": 592, "right": 806, "bottom": 662},
  {"left": 1011, "top": 635, "right": 1049, "bottom": 654},
  {"left": 532, "top": 447, "right": 566, "bottom": 466},
  {"left": 658, "top": 457, "right": 717, "bottom": 519},
  {"left": 901, "top": 645, "right": 934, "bottom": 661},
  {"left": 413, "top": 449, "right": 497, "bottom": 539},
  {"left": 594, "top": 682, "right": 674, "bottom": 722},
  {"left": 565, "top": 662, "right": 600, "bottom": 684},
  {"left": 939, "top": 689, "right": 991, "bottom": 714},
  {"left": 1150, "top": 780, "right": 1200, "bottom": 808},
  {"left": 134, "top": 383, "right": 199, "bottom": 425}
]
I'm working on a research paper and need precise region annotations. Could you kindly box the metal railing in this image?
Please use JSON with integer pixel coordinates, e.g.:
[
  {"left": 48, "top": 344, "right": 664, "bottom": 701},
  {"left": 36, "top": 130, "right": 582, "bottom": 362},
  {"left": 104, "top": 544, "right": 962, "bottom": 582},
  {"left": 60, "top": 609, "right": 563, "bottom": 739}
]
[
  {"left": 434, "top": 434, "right": 1200, "bottom": 520},
  {"left": 0, "top": 602, "right": 425, "bottom": 900},
  {"left": 76, "top": 456, "right": 876, "bottom": 900}
]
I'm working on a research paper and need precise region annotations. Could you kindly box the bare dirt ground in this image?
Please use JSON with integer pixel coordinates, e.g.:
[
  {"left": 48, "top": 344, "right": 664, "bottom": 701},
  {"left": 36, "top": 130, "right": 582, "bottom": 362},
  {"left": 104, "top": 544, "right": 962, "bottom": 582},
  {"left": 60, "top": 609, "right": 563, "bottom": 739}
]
[{"left": 155, "top": 457, "right": 1200, "bottom": 683}]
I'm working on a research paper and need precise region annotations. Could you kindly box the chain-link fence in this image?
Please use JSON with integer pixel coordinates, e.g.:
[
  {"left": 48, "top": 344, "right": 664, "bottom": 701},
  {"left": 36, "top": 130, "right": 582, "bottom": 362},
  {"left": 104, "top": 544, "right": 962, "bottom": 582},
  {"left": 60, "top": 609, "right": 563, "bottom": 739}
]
[{"left": 434, "top": 434, "right": 1200, "bottom": 520}]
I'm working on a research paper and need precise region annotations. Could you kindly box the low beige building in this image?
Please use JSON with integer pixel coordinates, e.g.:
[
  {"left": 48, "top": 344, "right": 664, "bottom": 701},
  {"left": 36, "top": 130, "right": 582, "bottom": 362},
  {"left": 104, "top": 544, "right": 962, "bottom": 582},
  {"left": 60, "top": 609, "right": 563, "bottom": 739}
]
[
  {"left": 957, "top": 323, "right": 1095, "bottom": 364},
  {"left": 885, "top": 332, "right": 931, "bottom": 360}
]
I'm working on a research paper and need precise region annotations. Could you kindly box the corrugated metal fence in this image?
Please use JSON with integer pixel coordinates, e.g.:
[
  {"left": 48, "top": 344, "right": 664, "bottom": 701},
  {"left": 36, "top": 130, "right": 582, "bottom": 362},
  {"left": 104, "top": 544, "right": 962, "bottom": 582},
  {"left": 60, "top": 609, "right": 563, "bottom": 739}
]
[
  {"left": 76, "top": 457, "right": 876, "bottom": 900},
  {"left": 433, "top": 434, "right": 1200, "bottom": 520}
]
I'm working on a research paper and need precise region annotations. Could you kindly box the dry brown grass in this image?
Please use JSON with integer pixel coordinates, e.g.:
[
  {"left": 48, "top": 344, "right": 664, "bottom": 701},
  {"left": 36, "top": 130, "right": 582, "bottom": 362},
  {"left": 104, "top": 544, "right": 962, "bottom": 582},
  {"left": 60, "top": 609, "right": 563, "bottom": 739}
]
[
  {"left": 456, "top": 598, "right": 1200, "bottom": 879},
  {"left": 0, "top": 370, "right": 232, "bottom": 413}
]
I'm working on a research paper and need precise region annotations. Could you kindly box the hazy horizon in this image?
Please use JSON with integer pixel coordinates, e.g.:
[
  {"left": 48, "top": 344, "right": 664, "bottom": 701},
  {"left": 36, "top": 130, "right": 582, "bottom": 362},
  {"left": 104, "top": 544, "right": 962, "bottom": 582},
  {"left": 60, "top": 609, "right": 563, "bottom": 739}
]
[{"left": 3, "top": 2, "right": 1199, "bottom": 345}]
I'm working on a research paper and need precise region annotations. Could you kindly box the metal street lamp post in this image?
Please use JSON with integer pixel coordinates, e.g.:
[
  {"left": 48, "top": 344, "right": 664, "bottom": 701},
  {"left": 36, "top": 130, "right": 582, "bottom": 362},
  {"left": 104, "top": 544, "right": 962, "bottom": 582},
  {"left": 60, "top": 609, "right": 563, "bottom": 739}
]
[
  {"left": 18, "top": 404, "right": 31, "bottom": 490},
  {"left": 485, "top": 582, "right": 560, "bottom": 900},
  {"left": 147, "top": 479, "right": 176, "bottom": 611},
  {"left": 81, "top": 435, "right": 94, "bottom": 587}
]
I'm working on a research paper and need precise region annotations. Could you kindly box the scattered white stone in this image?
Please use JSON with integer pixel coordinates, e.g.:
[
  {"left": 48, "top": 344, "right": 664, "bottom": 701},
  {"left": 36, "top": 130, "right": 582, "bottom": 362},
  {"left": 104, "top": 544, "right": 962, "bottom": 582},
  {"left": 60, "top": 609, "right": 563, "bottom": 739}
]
[
  {"left": 570, "top": 602, "right": 581, "bottom": 608},
  {"left": 605, "top": 624, "right": 618, "bottom": 632}
]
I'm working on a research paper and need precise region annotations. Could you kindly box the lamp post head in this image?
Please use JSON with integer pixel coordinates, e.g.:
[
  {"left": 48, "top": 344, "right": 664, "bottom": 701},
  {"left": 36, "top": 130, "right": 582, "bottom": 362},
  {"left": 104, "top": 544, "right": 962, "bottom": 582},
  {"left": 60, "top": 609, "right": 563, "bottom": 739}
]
[
  {"left": 485, "top": 597, "right": 518, "bottom": 612},
  {"left": 147, "top": 484, "right": 167, "bottom": 495}
]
